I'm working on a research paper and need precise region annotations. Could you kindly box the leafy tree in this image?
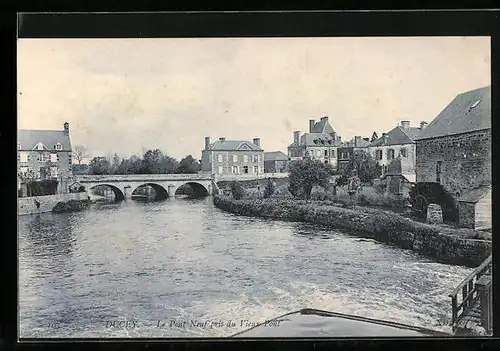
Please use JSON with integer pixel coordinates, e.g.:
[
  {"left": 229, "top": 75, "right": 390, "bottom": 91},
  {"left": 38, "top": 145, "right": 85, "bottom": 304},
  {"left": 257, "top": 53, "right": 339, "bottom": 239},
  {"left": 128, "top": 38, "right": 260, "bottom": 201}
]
[
  {"left": 176, "top": 155, "right": 201, "bottom": 174},
  {"left": 341, "top": 150, "right": 381, "bottom": 183},
  {"left": 288, "top": 158, "right": 334, "bottom": 201},
  {"left": 73, "top": 145, "right": 91, "bottom": 164},
  {"left": 230, "top": 180, "right": 244, "bottom": 200},
  {"left": 160, "top": 155, "right": 179, "bottom": 174},
  {"left": 110, "top": 153, "right": 121, "bottom": 174},
  {"left": 263, "top": 178, "right": 276, "bottom": 199},
  {"left": 88, "top": 156, "right": 111, "bottom": 175}
]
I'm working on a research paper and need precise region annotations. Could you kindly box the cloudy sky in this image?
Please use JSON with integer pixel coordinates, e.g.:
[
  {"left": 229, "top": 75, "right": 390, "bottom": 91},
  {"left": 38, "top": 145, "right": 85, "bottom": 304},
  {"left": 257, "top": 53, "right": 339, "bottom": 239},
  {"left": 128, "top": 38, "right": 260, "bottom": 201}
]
[{"left": 17, "top": 37, "right": 490, "bottom": 162}]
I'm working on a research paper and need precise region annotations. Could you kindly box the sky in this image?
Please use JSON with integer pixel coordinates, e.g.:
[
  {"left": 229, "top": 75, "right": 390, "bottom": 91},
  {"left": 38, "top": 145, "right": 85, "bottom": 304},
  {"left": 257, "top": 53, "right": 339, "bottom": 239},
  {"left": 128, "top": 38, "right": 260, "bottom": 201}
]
[{"left": 17, "top": 37, "right": 490, "bottom": 162}]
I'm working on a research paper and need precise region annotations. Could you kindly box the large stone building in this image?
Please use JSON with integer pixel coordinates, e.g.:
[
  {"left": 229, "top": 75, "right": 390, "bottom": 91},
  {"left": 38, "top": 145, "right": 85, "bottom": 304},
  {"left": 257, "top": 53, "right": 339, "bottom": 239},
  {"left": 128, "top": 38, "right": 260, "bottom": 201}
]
[
  {"left": 287, "top": 116, "right": 342, "bottom": 170},
  {"left": 17, "top": 122, "right": 73, "bottom": 192},
  {"left": 368, "top": 120, "right": 426, "bottom": 176},
  {"left": 264, "top": 151, "right": 289, "bottom": 173},
  {"left": 201, "top": 136, "right": 264, "bottom": 176},
  {"left": 415, "top": 86, "right": 491, "bottom": 228}
]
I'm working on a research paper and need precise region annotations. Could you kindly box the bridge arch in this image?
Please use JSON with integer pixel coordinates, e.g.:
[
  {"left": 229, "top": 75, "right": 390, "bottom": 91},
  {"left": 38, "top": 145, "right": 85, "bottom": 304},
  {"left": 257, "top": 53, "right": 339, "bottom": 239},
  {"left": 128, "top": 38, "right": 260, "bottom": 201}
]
[
  {"left": 89, "top": 184, "right": 125, "bottom": 201},
  {"left": 132, "top": 183, "right": 169, "bottom": 201},
  {"left": 175, "top": 182, "right": 210, "bottom": 198}
]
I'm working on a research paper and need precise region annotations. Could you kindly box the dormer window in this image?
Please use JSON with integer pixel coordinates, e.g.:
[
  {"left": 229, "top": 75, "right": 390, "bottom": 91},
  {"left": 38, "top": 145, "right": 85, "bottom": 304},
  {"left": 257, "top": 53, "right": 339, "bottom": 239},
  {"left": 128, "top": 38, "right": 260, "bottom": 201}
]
[
  {"left": 55, "top": 143, "right": 62, "bottom": 151},
  {"left": 34, "top": 142, "right": 45, "bottom": 151},
  {"left": 17, "top": 142, "right": 21, "bottom": 150}
]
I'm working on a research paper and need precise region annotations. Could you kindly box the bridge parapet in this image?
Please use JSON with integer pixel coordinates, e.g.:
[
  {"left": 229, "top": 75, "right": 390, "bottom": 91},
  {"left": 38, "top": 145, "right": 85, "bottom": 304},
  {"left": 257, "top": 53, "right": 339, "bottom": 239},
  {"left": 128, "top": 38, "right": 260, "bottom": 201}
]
[{"left": 75, "top": 174, "right": 214, "bottom": 182}]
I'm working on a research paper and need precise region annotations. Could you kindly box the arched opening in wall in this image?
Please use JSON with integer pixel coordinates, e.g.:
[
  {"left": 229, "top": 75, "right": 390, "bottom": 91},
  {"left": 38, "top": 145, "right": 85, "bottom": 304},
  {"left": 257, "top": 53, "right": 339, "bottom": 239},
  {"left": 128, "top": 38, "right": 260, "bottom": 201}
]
[
  {"left": 132, "top": 183, "right": 169, "bottom": 201},
  {"left": 89, "top": 184, "right": 125, "bottom": 202},
  {"left": 175, "top": 182, "right": 209, "bottom": 199}
]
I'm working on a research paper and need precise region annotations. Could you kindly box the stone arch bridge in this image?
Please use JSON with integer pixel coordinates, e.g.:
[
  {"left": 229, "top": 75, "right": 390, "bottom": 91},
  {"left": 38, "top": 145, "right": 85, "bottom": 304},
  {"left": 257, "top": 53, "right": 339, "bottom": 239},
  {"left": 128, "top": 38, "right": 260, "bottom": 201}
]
[{"left": 74, "top": 174, "right": 218, "bottom": 201}]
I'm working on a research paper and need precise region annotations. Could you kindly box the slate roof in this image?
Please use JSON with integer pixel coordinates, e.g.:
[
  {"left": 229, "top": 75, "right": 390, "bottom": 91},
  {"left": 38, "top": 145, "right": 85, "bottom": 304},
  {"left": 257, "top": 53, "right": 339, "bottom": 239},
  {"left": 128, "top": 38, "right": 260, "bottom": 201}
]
[
  {"left": 18, "top": 130, "right": 72, "bottom": 151},
  {"left": 458, "top": 185, "right": 491, "bottom": 203},
  {"left": 264, "top": 151, "right": 288, "bottom": 161},
  {"left": 417, "top": 86, "right": 491, "bottom": 140},
  {"left": 311, "top": 118, "right": 336, "bottom": 134},
  {"left": 369, "top": 126, "right": 421, "bottom": 147},
  {"left": 207, "top": 140, "right": 263, "bottom": 151}
]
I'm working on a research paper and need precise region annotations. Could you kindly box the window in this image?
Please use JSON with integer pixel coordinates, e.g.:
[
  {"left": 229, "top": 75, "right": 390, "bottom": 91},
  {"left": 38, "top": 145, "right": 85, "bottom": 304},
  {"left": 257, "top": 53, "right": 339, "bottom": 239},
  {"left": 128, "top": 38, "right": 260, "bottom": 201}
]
[
  {"left": 253, "top": 166, "right": 259, "bottom": 174},
  {"left": 400, "top": 148, "right": 407, "bottom": 158},
  {"left": 324, "top": 160, "right": 328, "bottom": 164},
  {"left": 470, "top": 100, "right": 481, "bottom": 109},
  {"left": 243, "top": 166, "right": 249, "bottom": 173},
  {"left": 436, "top": 161, "right": 443, "bottom": 183},
  {"left": 51, "top": 166, "right": 58, "bottom": 178},
  {"left": 317, "top": 150, "right": 321, "bottom": 157},
  {"left": 50, "top": 153, "right": 57, "bottom": 163},
  {"left": 330, "top": 149, "right": 335, "bottom": 157},
  {"left": 217, "top": 154, "right": 223, "bottom": 162},
  {"left": 39, "top": 153, "right": 49, "bottom": 162},
  {"left": 233, "top": 154, "right": 238, "bottom": 163},
  {"left": 217, "top": 166, "right": 224, "bottom": 174},
  {"left": 37, "top": 142, "right": 44, "bottom": 151},
  {"left": 375, "top": 150, "right": 382, "bottom": 160},
  {"left": 387, "top": 149, "right": 395, "bottom": 160},
  {"left": 243, "top": 155, "right": 248, "bottom": 163},
  {"left": 324, "top": 150, "right": 328, "bottom": 156},
  {"left": 231, "top": 166, "right": 239, "bottom": 174},
  {"left": 20, "top": 152, "right": 28, "bottom": 163},
  {"left": 55, "top": 143, "right": 62, "bottom": 150},
  {"left": 252, "top": 154, "right": 259, "bottom": 163},
  {"left": 20, "top": 166, "right": 28, "bottom": 174},
  {"left": 17, "top": 142, "right": 21, "bottom": 150}
]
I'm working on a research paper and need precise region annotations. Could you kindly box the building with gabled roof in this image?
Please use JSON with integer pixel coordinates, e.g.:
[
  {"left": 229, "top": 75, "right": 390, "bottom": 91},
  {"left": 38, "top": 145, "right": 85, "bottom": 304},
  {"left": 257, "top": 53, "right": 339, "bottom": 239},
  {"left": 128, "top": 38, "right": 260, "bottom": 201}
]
[
  {"left": 287, "top": 116, "right": 342, "bottom": 170},
  {"left": 17, "top": 122, "right": 73, "bottom": 193},
  {"left": 415, "top": 86, "right": 491, "bottom": 227},
  {"left": 457, "top": 185, "right": 491, "bottom": 230},
  {"left": 264, "top": 151, "right": 289, "bottom": 173},
  {"left": 368, "top": 120, "right": 426, "bottom": 176},
  {"left": 201, "top": 136, "right": 264, "bottom": 176}
]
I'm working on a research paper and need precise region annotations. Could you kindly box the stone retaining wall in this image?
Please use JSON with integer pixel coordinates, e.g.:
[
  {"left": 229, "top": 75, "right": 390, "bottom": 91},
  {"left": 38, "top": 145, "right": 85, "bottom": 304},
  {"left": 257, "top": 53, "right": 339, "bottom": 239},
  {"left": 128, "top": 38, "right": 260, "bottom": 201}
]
[
  {"left": 213, "top": 195, "right": 491, "bottom": 267},
  {"left": 18, "top": 192, "right": 89, "bottom": 216}
]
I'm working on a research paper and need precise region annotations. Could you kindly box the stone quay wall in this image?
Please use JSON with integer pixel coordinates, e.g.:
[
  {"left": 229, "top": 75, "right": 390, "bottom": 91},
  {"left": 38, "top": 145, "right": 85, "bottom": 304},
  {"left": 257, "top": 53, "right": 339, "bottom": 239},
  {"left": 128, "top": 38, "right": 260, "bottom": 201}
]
[
  {"left": 213, "top": 195, "right": 491, "bottom": 267},
  {"left": 18, "top": 192, "right": 89, "bottom": 216}
]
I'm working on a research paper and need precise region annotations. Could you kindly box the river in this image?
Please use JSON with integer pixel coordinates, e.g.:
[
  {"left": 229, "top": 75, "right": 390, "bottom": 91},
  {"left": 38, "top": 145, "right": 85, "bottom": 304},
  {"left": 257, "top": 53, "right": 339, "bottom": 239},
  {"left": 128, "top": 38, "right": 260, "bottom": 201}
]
[{"left": 18, "top": 196, "right": 473, "bottom": 338}]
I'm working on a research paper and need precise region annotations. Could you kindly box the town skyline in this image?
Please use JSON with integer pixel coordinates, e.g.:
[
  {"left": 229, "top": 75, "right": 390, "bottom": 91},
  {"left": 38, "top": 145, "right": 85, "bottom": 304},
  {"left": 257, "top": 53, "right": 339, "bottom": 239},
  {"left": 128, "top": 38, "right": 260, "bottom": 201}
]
[{"left": 17, "top": 37, "right": 490, "bottom": 161}]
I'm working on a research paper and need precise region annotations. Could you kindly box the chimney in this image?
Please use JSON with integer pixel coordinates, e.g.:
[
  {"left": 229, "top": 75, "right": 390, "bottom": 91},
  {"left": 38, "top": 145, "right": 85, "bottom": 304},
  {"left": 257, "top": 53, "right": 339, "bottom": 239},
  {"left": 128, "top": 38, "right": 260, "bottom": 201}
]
[
  {"left": 293, "top": 131, "right": 300, "bottom": 146},
  {"left": 253, "top": 138, "right": 261, "bottom": 147},
  {"left": 205, "top": 136, "right": 210, "bottom": 150},
  {"left": 400, "top": 120, "right": 410, "bottom": 130},
  {"left": 354, "top": 136, "right": 361, "bottom": 146},
  {"left": 63, "top": 122, "right": 69, "bottom": 134},
  {"left": 309, "top": 119, "right": 315, "bottom": 133},
  {"left": 219, "top": 137, "right": 226, "bottom": 142},
  {"left": 420, "top": 121, "right": 428, "bottom": 130}
]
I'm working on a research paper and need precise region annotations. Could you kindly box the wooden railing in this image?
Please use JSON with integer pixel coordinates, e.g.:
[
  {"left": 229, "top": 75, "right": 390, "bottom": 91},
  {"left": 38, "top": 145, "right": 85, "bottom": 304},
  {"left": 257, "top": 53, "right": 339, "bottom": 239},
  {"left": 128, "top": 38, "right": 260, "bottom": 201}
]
[{"left": 449, "top": 255, "right": 492, "bottom": 331}]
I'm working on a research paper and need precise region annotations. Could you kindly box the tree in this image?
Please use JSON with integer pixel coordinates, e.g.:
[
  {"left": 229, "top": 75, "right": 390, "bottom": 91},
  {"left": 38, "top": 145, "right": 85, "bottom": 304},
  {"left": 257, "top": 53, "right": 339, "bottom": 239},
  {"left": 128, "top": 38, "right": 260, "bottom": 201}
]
[
  {"left": 73, "top": 145, "right": 90, "bottom": 165},
  {"left": 88, "top": 156, "right": 111, "bottom": 175},
  {"left": 263, "top": 178, "right": 276, "bottom": 199},
  {"left": 371, "top": 132, "right": 379, "bottom": 142},
  {"left": 288, "top": 158, "right": 334, "bottom": 201},
  {"left": 110, "top": 153, "right": 121, "bottom": 174},
  {"left": 341, "top": 150, "right": 381, "bottom": 183},
  {"left": 176, "top": 155, "right": 201, "bottom": 174},
  {"left": 159, "top": 155, "right": 179, "bottom": 174},
  {"left": 230, "top": 180, "right": 244, "bottom": 200}
]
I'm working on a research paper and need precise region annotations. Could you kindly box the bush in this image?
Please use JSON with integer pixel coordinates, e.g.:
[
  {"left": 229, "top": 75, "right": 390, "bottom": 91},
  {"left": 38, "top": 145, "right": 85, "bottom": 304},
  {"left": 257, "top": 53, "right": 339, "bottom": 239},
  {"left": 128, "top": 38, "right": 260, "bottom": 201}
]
[
  {"left": 230, "top": 181, "right": 244, "bottom": 200},
  {"left": 263, "top": 179, "right": 276, "bottom": 199}
]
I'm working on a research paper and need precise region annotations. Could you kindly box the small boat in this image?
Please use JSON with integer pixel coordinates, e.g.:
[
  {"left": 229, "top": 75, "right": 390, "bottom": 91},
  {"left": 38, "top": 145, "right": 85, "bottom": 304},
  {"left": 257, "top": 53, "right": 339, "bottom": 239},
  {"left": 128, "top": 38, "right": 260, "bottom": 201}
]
[{"left": 230, "top": 308, "right": 451, "bottom": 338}]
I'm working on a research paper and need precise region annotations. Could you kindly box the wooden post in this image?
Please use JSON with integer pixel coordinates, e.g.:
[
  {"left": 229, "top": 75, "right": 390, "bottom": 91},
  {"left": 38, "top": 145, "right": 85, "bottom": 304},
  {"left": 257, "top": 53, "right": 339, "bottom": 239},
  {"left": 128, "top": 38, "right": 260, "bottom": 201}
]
[
  {"left": 475, "top": 274, "right": 492, "bottom": 334},
  {"left": 451, "top": 296, "right": 458, "bottom": 324}
]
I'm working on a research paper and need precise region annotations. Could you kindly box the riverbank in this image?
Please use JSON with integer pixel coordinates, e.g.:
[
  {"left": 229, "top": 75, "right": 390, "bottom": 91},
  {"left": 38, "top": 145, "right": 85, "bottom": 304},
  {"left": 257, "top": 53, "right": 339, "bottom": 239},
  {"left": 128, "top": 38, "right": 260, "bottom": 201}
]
[
  {"left": 18, "top": 192, "right": 90, "bottom": 216},
  {"left": 213, "top": 195, "right": 491, "bottom": 267}
]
